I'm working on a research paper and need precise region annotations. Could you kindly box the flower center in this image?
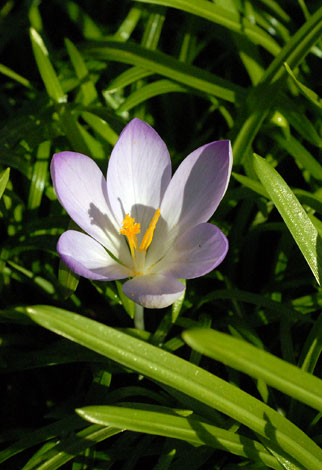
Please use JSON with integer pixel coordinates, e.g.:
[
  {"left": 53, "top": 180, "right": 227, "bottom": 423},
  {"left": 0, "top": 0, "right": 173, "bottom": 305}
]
[{"left": 120, "top": 209, "right": 161, "bottom": 274}]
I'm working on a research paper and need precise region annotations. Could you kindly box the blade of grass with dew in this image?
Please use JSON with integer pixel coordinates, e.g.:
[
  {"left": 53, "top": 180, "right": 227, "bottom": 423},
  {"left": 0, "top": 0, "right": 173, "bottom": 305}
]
[
  {"left": 182, "top": 328, "right": 322, "bottom": 413},
  {"left": 77, "top": 404, "right": 284, "bottom": 470},
  {"left": 26, "top": 305, "right": 322, "bottom": 469},
  {"left": 253, "top": 153, "right": 322, "bottom": 285}
]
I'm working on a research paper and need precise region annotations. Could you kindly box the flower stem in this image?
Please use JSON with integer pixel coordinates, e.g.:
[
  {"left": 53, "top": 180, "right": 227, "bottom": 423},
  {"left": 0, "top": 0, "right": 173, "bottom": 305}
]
[{"left": 134, "top": 303, "right": 145, "bottom": 330}]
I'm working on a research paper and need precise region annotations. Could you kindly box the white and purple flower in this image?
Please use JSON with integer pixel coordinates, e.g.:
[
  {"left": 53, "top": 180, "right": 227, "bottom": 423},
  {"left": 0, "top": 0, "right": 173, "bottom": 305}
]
[{"left": 51, "top": 118, "right": 232, "bottom": 309}]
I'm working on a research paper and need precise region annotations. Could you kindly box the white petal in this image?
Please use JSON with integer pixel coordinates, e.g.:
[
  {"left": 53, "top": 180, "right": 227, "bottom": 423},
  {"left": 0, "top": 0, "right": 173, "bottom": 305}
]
[
  {"left": 123, "top": 274, "right": 185, "bottom": 309},
  {"left": 51, "top": 151, "right": 131, "bottom": 265},
  {"left": 57, "top": 230, "right": 130, "bottom": 280},
  {"left": 107, "top": 118, "right": 171, "bottom": 240},
  {"left": 148, "top": 141, "right": 232, "bottom": 265},
  {"left": 150, "top": 223, "right": 228, "bottom": 279}
]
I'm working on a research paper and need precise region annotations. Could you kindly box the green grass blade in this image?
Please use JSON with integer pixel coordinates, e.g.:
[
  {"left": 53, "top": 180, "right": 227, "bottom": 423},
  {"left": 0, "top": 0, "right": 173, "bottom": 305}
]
[
  {"left": 28, "top": 141, "right": 50, "bottom": 210},
  {"left": 233, "top": 6, "right": 322, "bottom": 163},
  {"left": 29, "top": 28, "right": 66, "bottom": 104},
  {"left": 22, "top": 425, "right": 120, "bottom": 470},
  {"left": 114, "top": 5, "right": 143, "bottom": 42},
  {"left": 0, "top": 417, "right": 83, "bottom": 464},
  {"left": 298, "top": 313, "right": 322, "bottom": 374},
  {"left": 0, "top": 167, "right": 10, "bottom": 200},
  {"left": 135, "top": 0, "right": 280, "bottom": 56},
  {"left": 57, "top": 105, "right": 91, "bottom": 155},
  {"left": 81, "top": 111, "right": 118, "bottom": 146},
  {"left": 77, "top": 404, "right": 284, "bottom": 469},
  {"left": 65, "top": 38, "right": 98, "bottom": 105},
  {"left": 26, "top": 305, "right": 322, "bottom": 469},
  {"left": 106, "top": 66, "right": 153, "bottom": 92},
  {"left": 62, "top": 0, "right": 102, "bottom": 39},
  {"left": 284, "top": 62, "right": 322, "bottom": 109},
  {"left": 85, "top": 41, "right": 245, "bottom": 103},
  {"left": 263, "top": 6, "right": 322, "bottom": 84},
  {"left": 118, "top": 79, "right": 188, "bottom": 113},
  {"left": 232, "top": 172, "right": 268, "bottom": 198},
  {"left": 253, "top": 153, "right": 322, "bottom": 284},
  {"left": 271, "top": 133, "right": 322, "bottom": 181},
  {"left": 183, "top": 328, "right": 322, "bottom": 413},
  {"left": 0, "top": 63, "right": 31, "bottom": 88}
]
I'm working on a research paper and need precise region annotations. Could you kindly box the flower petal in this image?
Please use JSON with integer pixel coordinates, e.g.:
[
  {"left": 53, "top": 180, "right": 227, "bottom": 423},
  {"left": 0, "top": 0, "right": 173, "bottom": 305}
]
[
  {"left": 57, "top": 230, "right": 130, "bottom": 281},
  {"left": 123, "top": 274, "right": 185, "bottom": 309},
  {"left": 51, "top": 151, "right": 130, "bottom": 264},
  {"left": 162, "top": 140, "right": 232, "bottom": 228},
  {"left": 150, "top": 223, "right": 228, "bottom": 279},
  {"left": 148, "top": 140, "right": 232, "bottom": 264},
  {"left": 107, "top": 118, "right": 172, "bottom": 238}
]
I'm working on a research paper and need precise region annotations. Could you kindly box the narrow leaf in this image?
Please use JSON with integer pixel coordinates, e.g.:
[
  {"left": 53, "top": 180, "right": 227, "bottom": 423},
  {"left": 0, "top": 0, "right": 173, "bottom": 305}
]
[
  {"left": 85, "top": 41, "right": 245, "bottom": 103},
  {"left": 29, "top": 28, "right": 66, "bottom": 103},
  {"left": 135, "top": 0, "right": 280, "bottom": 55},
  {"left": 26, "top": 305, "right": 322, "bottom": 469},
  {"left": 253, "top": 153, "right": 322, "bottom": 284},
  {"left": 182, "top": 328, "right": 322, "bottom": 413},
  {"left": 77, "top": 404, "right": 284, "bottom": 469},
  {"left": 0, "top": 168, "right": 10, "bottom": 200},
  {"left": 284, "top": 62, "right": 322, "bottom": 109}
]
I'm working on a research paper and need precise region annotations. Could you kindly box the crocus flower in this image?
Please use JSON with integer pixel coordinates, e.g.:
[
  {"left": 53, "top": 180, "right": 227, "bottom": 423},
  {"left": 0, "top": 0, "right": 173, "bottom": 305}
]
[{"left": 51, "top": 118, "right": 232, "bottom": 309}]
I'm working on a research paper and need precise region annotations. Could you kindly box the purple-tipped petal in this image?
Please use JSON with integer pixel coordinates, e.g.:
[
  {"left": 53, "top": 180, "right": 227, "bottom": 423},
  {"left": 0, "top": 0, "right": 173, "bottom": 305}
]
[
  {"left": 57, "top": 230, "right": 130, "bottom": 281},
  {"left": 150, "top": 223, "right": 228, "bottom": 279},
  {"left": 51, "top": 151, "right": 130, "bottom": 264},
  {"left": 107, "top": 118, "right": 172, "bottom": 238},
  {"left": 123, "top": 274, "right": 185, "bottom": 309},
  {"left": 162, "top": 140, "right": 232, "bottom": 229},
  {"left": 148, "top": 141, "right": 232, "bottom": 264}
]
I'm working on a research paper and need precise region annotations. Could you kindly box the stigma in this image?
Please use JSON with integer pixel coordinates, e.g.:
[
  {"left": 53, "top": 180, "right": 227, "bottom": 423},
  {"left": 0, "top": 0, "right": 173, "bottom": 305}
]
[
  {"left": 120, "top": 214, "right": 140, "bottom": 259},
  {"left": 120, "top": 209, "right": 160, "bottom": 268}
]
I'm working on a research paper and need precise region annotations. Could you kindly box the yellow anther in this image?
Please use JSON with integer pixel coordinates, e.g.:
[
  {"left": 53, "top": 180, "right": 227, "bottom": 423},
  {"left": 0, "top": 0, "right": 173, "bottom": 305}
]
[
  {"left": 139, "top": 209, "right": 161, "bottom": 252},
  {"left": 120, "top": 214, "right": 140, "bottom": 259}
]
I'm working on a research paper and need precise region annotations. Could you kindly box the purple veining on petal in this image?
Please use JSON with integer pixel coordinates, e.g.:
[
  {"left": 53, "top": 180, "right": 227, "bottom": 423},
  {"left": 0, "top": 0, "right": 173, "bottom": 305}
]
[
  {"left": 148, "top": 140, "right": 232, "bottom": 266},
  {"left": 107, "top": 118, "right": 172, "bottom": 238},
  {"left": 57, "top": 230, "right": 129, "bottom": 281},
  {"left": 150, "top": 223, "right": 228, "bottom": 279},
  {"left": 51, "top": 151, "right": 131, "bottom": 265}
]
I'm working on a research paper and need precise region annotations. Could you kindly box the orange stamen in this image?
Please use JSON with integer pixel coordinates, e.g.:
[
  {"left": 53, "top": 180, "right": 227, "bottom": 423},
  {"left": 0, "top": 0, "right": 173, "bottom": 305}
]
[{"left": 139, "top": 209, "right": 161, "bottom": 252}]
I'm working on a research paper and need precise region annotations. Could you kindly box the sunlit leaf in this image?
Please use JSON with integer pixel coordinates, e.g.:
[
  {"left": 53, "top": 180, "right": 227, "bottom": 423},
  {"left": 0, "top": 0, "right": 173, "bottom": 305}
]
[
  {"left": 26, "top": 305, "right": 322, "bottom": 469},
  {"left": 183, "top": 328, "right": 322, "bottom": 412},
  {"left": 253, "top": 153, "right": 322, "bottom": 284}
]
